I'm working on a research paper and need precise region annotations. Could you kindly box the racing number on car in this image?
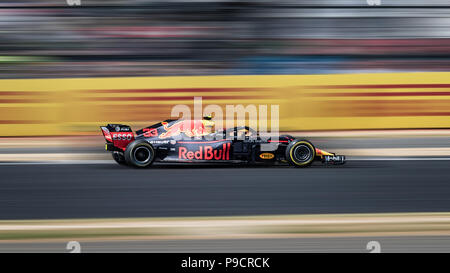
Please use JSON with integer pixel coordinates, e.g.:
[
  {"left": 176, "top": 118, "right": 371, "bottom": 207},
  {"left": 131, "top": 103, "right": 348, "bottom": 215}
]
[{"left": 143, "top": 128, "right": 158, "bottom": 137}]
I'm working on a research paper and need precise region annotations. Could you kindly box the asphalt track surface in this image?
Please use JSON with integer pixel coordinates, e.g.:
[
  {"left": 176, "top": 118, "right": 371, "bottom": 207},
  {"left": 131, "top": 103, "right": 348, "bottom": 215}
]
[
  {"left": 4, "top": 136, "right": 449, "bottom": 154},
  {"left": 1, "top": 236, "right": 450, "bottom": 253},
  {"left": 0, "top": 160, "right": 449, "bottom": 220}
]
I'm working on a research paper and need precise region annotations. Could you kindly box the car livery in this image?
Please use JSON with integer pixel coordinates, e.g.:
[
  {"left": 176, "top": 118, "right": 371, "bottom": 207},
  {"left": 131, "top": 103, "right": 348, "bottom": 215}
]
[
  {"left": 101, "top": 119, "right": 346, "bottom": 168},
  {"left": 159, "top": 119, "right": 214, "bottom": 139}
]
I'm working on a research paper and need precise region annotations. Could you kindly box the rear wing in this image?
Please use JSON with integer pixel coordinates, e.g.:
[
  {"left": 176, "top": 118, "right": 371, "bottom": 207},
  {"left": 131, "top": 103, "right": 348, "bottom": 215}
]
[{"left": 101, "top": 124, "right": 134, "bottom": 151}]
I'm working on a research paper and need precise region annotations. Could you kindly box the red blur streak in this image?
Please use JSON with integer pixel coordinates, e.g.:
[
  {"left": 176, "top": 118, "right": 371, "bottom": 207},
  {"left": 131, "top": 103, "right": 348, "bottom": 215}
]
[
  {"left": 0, "top": 120, "right": 47, "bottom": 124},
  {"left": 313, "top": 84, "right": 450, "bottom": 90},
  {"left": 310, "top": 91, "right": 450, "bottom": 97},
  {"left": 81, "top": 26, "right": 217, "bottom": 38},
  {"left": 89, "top": 88, "right": 264, "bottom": 93},
  {"left": 87, "top": 96, "right": 261, "bottom": 101}
]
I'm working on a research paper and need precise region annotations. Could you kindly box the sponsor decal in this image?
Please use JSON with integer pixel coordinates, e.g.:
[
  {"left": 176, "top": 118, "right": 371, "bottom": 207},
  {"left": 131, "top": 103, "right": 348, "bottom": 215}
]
[
  {"left": 324, "top": 155, "right": 343, "bottom": 161},
  {"left": 110, "top": 132, "right": 134, "bottom": 151},
  {"left": 111, "top": 132, "right": 133, "bottom": 141},
  {"left": 179, "top": 143, "right": 230, "bottom": 160},
  {"left": 259, "top": 152, "right": 275, "bottom": 160},
  {"left": 148, "top": 140, "right": 170, "bottom": 144},
  {"left": 111, "top": 125, "right": 131, "bottom": 132}
]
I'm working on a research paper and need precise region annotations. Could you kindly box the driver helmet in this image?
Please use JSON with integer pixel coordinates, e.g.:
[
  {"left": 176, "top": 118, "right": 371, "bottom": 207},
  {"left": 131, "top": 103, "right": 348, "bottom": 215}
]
[{"left": 202, "top": 114, "right": 215, "bottom": 132}]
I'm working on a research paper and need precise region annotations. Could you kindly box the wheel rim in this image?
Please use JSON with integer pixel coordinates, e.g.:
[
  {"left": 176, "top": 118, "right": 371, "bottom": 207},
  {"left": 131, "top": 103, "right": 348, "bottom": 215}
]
[
  {"left": 293, "top": 144, "right": 312, "bottom": 162},
  {"left": 133, "top": 146, "right": 152, "bottom": 164}
]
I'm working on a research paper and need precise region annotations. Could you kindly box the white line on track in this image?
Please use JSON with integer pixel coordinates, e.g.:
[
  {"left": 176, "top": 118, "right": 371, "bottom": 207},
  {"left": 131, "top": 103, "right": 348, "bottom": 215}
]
[{"left": 0, "top": 160, "right": 114, "bottom": 165}]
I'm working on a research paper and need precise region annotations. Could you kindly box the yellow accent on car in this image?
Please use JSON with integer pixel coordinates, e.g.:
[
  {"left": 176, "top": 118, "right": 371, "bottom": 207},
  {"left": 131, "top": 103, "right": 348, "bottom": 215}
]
[{"left": 316, "top": 148, "right": 334, "bottom": 158}]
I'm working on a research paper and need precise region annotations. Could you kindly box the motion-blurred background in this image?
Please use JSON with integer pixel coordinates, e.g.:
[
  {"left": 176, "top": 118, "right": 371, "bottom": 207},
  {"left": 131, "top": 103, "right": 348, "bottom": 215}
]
[
  {"left": 2, "top": 0, "right": 450, "bottom": 78},
  {"left": 0, "top": 0, "right": 449, "bottom": 139},
  {"left": 1, "top": 0, "right": 450, "bottom": 253}
]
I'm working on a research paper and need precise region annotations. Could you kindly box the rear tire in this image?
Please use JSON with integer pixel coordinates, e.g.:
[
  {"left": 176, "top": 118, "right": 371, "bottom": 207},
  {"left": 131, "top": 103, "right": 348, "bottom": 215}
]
[
  {"left": 286, "top": 139, "right": 316, "bottom": 167},
  {"left": 124, "top": 140, "right": 155, "bottom": 168}
]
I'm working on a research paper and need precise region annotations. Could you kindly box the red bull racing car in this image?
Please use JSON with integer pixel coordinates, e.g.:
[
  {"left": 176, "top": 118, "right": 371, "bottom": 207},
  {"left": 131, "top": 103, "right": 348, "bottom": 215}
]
[{"left": 101, "top": 118, "right": 345, "bottom": 168}]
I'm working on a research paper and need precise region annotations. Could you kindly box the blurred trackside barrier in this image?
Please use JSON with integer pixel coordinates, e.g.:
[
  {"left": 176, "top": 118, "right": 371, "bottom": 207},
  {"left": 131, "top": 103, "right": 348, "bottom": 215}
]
[{"left": 0, "top": 72, "right": 449, "bottom": 137}]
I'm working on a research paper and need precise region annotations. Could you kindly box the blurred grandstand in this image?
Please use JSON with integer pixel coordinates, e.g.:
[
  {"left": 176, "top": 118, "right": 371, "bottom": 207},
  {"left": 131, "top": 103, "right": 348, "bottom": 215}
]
[{"left": 1, "top": 0, "right": 450, "bottom": 78}]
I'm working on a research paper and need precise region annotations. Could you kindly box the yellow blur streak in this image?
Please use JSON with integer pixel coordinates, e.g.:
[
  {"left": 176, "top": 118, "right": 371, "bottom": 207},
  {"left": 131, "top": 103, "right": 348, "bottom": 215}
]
[{"left": 0, "top": 72, "right": 449, "bottom": 136}]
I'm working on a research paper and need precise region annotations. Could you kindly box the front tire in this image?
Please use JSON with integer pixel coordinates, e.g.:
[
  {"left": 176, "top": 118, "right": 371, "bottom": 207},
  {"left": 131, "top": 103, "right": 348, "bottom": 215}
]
[
  {"left": 286, "top": 139, "right": 316, "bottom": 167},
  {"left": 124, "top": 140, "right": 155, "bottom": 168}
]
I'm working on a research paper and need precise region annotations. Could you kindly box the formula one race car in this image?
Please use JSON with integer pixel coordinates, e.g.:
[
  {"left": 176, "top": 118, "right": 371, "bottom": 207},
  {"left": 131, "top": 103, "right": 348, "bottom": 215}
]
[{"left": 101, "top": 118, "right": 345, "bottom": 168}]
